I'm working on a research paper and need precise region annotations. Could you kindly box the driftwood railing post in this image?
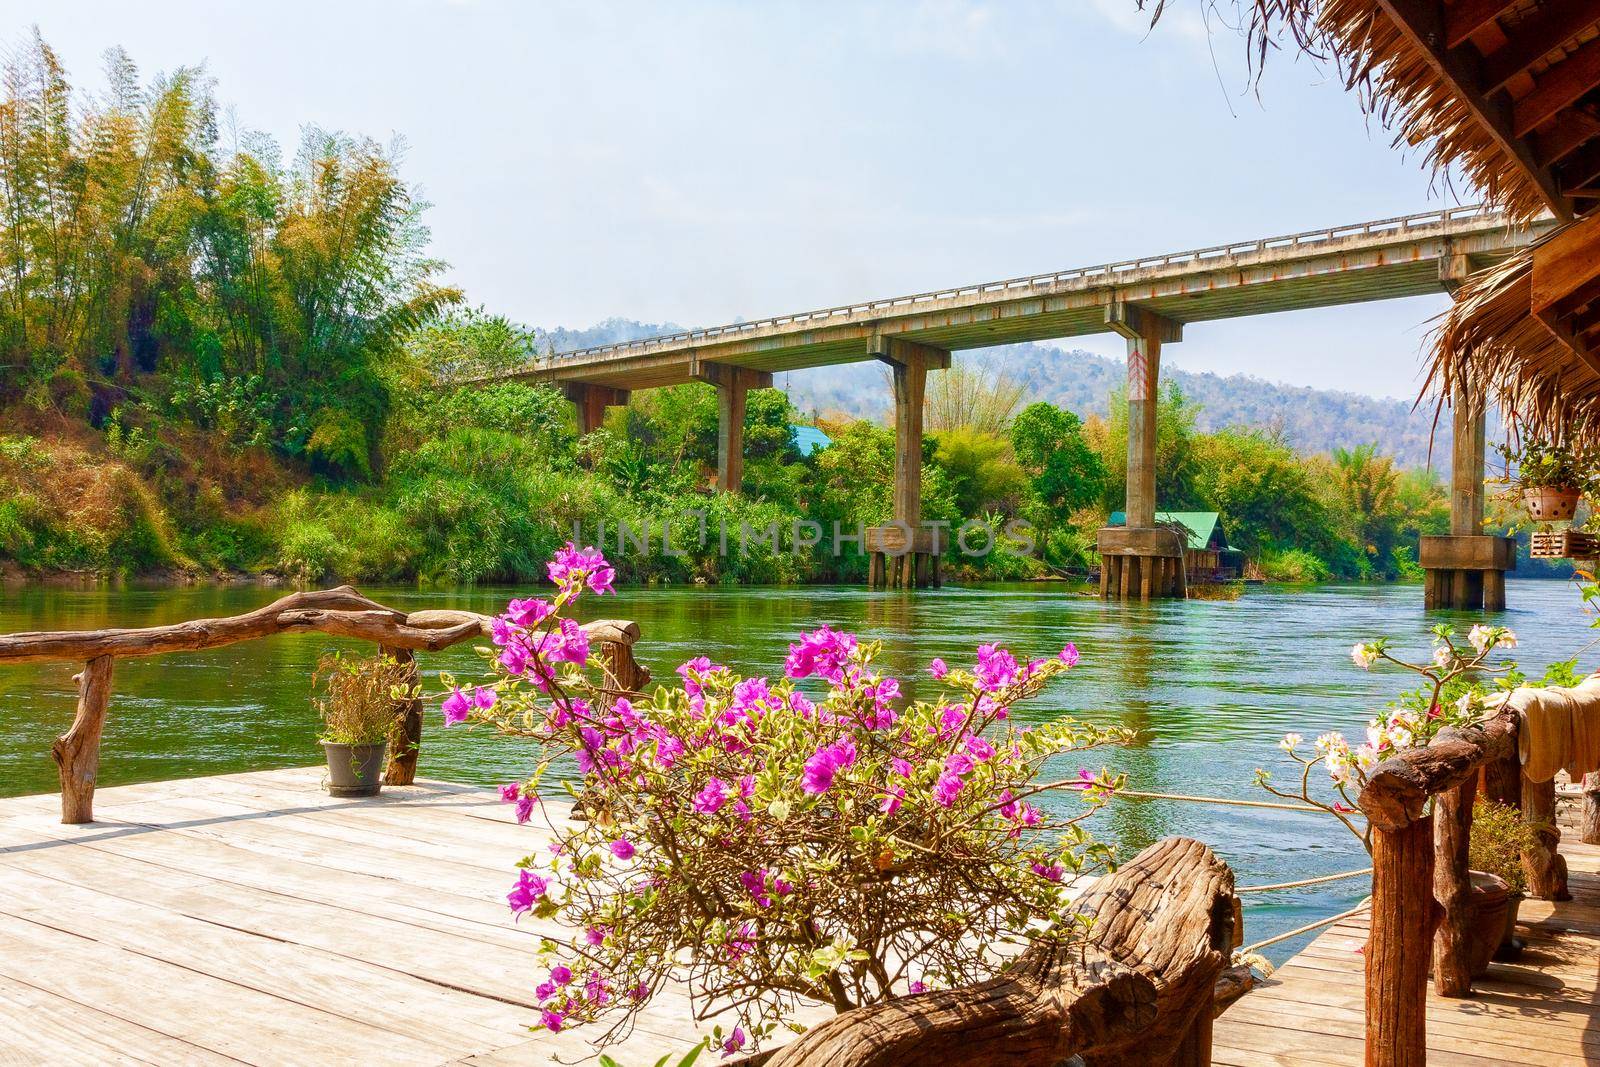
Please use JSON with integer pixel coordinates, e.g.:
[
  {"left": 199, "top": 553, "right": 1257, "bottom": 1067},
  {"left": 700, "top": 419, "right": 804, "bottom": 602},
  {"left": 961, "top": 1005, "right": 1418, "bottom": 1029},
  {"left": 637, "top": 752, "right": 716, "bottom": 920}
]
[
  {"left": 1357, "top": 712, "right": 1517, "bottom": 1066},
  {"left": 1581, "top": 772, "right": 1600, "bottom": 845},
  {"left": 1431, "top": 776, "right": 1477, "bottom": 997},
  {"left": 51, "top": 655, "right": 115, "bottom": 824},
  {"left": 1521, "top": 776, "right": 1569, "bottom": 900},
  {"left": 382, "top": 646, "right": 423, "bottom": 786}
]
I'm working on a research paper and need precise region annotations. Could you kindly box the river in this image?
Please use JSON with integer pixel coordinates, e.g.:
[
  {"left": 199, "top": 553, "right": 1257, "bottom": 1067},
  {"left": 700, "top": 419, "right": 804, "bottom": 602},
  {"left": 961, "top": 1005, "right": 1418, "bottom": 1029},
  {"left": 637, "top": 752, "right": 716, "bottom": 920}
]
[{"left": 1, "top": 577, "right": 1590, "bottom": 961}]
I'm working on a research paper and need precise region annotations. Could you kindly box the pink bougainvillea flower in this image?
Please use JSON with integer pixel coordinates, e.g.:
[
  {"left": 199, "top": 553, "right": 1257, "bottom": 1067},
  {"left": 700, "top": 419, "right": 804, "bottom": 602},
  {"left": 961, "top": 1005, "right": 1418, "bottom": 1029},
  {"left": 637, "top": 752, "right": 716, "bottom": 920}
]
[
  {"left": 721, "top": 1027, "right": 747, "bottom": 1057},
  {"left": 1059, "top": 643, "right": 1079, "bottom": 667},
  {"left": 1062, "top": 768, "right": 1100, "bottom": 791},
  {"left": 692, "top": 776, "right": 730, "bottom": 815},
  {"left": 609, "top": 839, "right": 636, "bottom": 861},
  {"left": 514, "top": 794, "right": 537, "bottom": 824},
  {"left": 506, "top": 597, "right": 554, "bottom": 627},
  {"left": 507, "top": 869, "right": 548, "bottom": 914},
  {"left": 499, "top": 782, "right": 521, "bottom": 803},
  {"left": 472, "top": 686, "right": 497, "bottom": 710},
  {"left": 908, "top": 980, "right": 927, "bottom": 994},
  {"left": 927, "top": 657, "right": 948, "bottom": 679},
  {"left": 1031, "top": 861, "right": 1065, "bottom": 882},
  {"left": 550, "top": 965, "right": 573, "bottom": 986},
  {"left": 784, "top": 625, "right": 858, "bottom": 683},
  {"left": 800, "top": 736, "right": 857, "bottom": 794},
  {"left": 441, "top": 687, "right": 471, "bottom": 725},
  {"left": 974, "top": 643, "right": 1019, "bottom": 693},
  {"left": 539, "top": 1009, "right": 564, "bottom": 1032}
]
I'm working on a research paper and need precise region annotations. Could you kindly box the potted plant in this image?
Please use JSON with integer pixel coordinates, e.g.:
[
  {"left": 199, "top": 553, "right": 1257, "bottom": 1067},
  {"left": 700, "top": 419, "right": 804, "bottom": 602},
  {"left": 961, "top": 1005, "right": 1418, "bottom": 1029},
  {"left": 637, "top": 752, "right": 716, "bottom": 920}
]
[
  {"left": 313, "top": 651, "right": 414, "bottom": 798},
  {"left": 1497, "top": 439, "right": 1591, "bottom": 522},
  {"left": 1469, "top": 796, "right": 1542, "bottom": 964}
]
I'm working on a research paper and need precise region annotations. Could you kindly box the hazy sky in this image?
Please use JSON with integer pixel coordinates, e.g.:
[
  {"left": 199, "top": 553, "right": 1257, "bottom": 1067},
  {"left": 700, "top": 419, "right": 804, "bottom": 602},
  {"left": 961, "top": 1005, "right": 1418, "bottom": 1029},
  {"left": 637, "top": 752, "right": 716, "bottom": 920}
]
[{"left": 10, "top": 0, "right": 1476, "bottom": 401}]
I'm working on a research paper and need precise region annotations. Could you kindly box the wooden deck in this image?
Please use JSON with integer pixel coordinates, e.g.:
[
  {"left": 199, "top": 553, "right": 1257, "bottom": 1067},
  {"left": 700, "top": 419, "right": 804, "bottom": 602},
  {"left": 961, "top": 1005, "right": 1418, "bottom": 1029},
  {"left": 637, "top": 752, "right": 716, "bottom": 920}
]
[
  {"left": 6, "top": 767, "right": 1600, "bottom": 1065},
  {"left": 0, "top": 767, "right": 827, "bottom": 1065},
  {"left": 1214, "top": 824, "right": 1600, "bottom": 1066}
]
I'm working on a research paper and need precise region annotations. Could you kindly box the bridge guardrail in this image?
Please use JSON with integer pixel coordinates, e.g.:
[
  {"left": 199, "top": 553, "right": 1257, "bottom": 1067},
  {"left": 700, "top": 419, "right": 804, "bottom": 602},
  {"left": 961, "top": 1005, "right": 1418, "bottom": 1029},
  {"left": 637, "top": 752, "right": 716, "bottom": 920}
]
[{"left": 541, "top": 203, "right": 1536, "bottom": 364}]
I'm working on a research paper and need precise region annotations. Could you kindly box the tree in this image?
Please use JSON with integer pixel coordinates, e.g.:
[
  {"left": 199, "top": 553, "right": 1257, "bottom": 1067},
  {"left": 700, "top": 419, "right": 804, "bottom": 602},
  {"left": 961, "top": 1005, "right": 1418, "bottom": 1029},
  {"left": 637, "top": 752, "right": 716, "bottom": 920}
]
[
  {"left": 1010, "top": 402, "right": 1104, "bottom": 515},
  {"left": 924, "top": 355, "right": 1026, "bottom": 434}
]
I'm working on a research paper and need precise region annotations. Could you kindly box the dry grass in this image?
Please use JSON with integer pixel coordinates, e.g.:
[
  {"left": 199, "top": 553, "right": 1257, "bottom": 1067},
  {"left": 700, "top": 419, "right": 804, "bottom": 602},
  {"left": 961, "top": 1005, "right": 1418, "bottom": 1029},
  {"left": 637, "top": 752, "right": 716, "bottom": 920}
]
[{"left": 312, "top": 652, "right": 416, "bottom": 746}]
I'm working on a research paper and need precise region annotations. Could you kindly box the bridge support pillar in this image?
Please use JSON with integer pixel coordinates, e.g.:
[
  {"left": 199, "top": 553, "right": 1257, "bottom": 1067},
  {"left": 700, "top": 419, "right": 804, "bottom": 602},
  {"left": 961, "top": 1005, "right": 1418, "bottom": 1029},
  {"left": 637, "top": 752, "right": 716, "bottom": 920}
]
[
  {"left": 866, "top": 338, "right": 949, "bottom": 588},
  {"left": 1423, "top": 257, "right": 1511, "bottom": 611},
  {"left": 562, "top": 382, "right": 630, "bottom": 435},
  {"left": 1421, "top": 386, "right": 1513, "bottom": 609},
  {"left": 1098, "top": 301, "right": 1185, "bottom": 599},
  {"left": 691, "top": 361, "right": 773, "bottom": 494}
]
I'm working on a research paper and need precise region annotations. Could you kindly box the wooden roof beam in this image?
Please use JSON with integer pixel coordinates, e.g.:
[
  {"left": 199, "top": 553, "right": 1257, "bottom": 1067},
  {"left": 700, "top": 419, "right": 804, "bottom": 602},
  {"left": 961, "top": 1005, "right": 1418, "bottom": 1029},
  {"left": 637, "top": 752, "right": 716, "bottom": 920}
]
[
  {"left": 1534, "top": 108, "right": 1600, "bottom": 168},
  {"left": 1481, "top": 1, "right": 1600, "bottom": 93},
  {"left": 1557, "top": 135, "right": 1600, "bottom": 192},
  {"left": 1377, "top": 0, "right": 1573, "bottom": 219},
  {"left": 1512, "top": 35, "right": 1600, "bottom": 137},
  {"left": 1445, "top": 0, "right": 1520, "bottom": 49}
]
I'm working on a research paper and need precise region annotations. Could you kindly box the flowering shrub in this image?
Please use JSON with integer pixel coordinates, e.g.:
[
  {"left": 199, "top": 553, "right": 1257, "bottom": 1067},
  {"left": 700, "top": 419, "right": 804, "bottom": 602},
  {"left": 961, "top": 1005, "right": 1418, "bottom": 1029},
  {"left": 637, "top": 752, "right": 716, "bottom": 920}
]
[
  {"left": 441, "top": 543, "right": 1133, "bottom": 1052},
  {"left": 1258, "top": 623, "right": 1518, "bottom": 850}
]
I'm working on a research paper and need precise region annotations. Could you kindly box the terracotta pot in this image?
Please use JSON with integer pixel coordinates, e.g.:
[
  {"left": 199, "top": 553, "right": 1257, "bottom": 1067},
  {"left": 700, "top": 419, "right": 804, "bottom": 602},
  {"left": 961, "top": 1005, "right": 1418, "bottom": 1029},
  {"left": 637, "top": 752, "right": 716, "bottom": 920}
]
[
  {"left": 322, "top": 740, "right": 387, "bottom": 798},
  {"left": 1467, "top": 870, "right": 1512, "bottom": 978},
  {"left": 1493, "top": 892, "right": 1525, "bottom": 962},
  {"left": 1523, "top": 485, "right": 1582, "bottom": 522}
]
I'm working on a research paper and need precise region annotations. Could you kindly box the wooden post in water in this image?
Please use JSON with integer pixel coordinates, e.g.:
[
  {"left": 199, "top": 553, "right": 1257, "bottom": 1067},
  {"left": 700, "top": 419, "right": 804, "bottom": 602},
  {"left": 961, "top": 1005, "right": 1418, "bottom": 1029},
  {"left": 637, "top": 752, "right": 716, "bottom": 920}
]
[
  {"left": 383, "top": 646, "right": 423, "bottom": 786},
  {"left": 1367, "top": 815, "right": 1437, "bottom": 1067},
  {"left": 1432, "top": 776, "right": 1477, "bottom": 996},
  {"left": 52, "top": 655, "right": 115, "bottom": 824}
]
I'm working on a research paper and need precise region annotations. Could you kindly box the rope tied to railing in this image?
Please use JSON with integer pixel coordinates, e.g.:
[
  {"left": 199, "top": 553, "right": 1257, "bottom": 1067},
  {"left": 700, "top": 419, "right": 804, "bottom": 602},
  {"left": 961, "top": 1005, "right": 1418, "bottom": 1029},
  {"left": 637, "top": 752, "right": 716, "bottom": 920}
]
[
  {"left": 1238, "top": 904, "right": 1367, "bottom": 955},
  {"left": 1237, "top": 867, "right": 1372, "bottom": 893}
]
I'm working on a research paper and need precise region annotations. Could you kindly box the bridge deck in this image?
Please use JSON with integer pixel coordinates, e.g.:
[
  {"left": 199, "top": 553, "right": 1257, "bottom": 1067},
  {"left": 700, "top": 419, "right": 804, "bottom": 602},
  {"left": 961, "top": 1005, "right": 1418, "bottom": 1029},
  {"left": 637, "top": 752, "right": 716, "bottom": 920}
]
[
  {"left": 0, "top": 767, "right": 827, "bottom": 1065},
  {"left": 517, "top": 205, "right": 1554, "bottom": 390},
  {"left": 1214, "top": 822, "right": 1600, "bottom": 1066}
]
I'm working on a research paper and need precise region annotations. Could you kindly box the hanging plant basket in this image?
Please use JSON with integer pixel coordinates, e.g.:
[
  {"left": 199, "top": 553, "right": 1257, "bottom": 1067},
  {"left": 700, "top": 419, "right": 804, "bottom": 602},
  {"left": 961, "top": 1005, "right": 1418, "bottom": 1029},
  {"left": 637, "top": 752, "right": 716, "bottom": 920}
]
[
  {"left": 1523, "top": 485, "right": 1583, "bottom": 522},
  {"left": 1530, "top": 529, "right": 1598, "bottom": 559}
]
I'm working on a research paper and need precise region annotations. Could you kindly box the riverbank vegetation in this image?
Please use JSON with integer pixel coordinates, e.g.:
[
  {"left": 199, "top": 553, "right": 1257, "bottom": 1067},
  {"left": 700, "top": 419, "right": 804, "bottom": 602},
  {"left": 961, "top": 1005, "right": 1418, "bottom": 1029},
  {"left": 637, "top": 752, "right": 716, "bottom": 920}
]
[{"left": 0, "top": 32, "right": 1482, "bottom": 586}]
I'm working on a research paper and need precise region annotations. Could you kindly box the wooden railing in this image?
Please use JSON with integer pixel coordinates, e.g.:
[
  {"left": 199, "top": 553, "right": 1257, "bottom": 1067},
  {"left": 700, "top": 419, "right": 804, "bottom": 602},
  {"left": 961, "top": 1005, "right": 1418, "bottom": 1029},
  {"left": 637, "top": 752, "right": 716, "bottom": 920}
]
[
  {"left": 1355, "top": 689, "right": 1574, "bottom": 1067},
  {"left": 0, "top": 588, "right": 649, "bottom": 824},
  {"left": 760, "top": 837, "right": 1248, "bottom": 1067}
]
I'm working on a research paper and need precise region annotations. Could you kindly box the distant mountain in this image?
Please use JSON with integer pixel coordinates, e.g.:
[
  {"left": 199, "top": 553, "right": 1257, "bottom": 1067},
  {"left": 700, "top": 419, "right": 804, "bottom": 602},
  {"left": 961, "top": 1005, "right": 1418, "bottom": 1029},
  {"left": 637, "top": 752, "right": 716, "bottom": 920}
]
[
  {"left": 538, "top": 323, "right": 1464, "bottom": 470},
  {"left": 778, "top": 341, "right": 1468, "bottom": 470}
]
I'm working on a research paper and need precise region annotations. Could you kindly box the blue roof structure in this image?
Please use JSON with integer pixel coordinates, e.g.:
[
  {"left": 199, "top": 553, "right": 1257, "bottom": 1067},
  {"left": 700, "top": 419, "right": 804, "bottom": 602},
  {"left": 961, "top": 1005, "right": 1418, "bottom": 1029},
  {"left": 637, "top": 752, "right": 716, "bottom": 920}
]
[{"left": 792, "top": 424, "right": 833, "bottom": 457}]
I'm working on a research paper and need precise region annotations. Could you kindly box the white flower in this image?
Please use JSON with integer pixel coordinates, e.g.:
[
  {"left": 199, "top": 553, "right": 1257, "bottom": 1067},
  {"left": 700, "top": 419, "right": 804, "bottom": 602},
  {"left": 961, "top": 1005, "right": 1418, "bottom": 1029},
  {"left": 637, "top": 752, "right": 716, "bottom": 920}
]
[
  {"left": 1389, "top": 725, "right": 1414, "bottom": 750},
  {"left": 1279, "top": 733, "right": 1303, "bottom": 753},
  {"left": 1468, "top": 624, "right": 1494, "bottom": 654},
  {"left": 1456, "top": 692, "right": 1475, "bottom": 716},
  {"left": 1498, "top": 629, "right": 1518, "bottom": 649},
  {"left": 1366, "top": 719, "right": 1386, "bottom": 750},
  {"left": 1353, "top": 745, "right": 1378, "bottom": 770},
  {"left": 1433, "top": 645, "right": 1454, "bottom": 669},
  {"left": 1350, "top": 643, "right": 1378, "bottom": 670},
  {"left": 1315, "top": 731, "right": 1345, "bottom": 754}
]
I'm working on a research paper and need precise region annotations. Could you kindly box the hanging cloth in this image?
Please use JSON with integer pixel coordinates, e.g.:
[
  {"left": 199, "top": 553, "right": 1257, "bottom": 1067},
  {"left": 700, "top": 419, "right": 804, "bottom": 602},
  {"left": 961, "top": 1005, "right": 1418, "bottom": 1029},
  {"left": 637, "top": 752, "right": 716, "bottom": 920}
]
[{"left": 1512, "top": 674, "right": 1600, "bottom": 783}]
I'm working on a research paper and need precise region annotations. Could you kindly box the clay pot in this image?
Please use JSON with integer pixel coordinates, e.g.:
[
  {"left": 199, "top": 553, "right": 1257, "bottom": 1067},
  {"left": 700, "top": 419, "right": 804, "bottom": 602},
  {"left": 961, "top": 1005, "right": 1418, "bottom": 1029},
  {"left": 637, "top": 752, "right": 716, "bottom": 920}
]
[
  {"left": 322, "top": 740, "right": 388, "bottom": 798},
  {"left": 1493, "top": 892, "right": 1526, "bottom": 962},
  {"left": 1523, "top": 485, "right": 1582, "bottom": 522},
  {"left": 1467, "top": 870, "right": 1512, "bottom": 978}
]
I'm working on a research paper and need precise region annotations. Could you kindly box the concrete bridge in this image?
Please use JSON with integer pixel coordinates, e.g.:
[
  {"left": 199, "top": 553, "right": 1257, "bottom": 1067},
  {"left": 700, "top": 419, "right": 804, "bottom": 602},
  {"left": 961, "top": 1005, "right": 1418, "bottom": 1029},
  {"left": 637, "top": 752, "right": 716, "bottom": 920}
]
[{"left": 501, "top": 204, "right": 1554, "bottom": 597}]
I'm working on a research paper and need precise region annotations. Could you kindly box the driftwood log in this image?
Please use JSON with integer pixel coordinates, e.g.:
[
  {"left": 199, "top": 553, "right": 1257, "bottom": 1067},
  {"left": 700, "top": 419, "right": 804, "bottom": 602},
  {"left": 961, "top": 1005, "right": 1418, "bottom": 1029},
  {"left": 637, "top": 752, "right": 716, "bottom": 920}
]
[
  {"left": 762, "top": 837, "right": 1238, "bottom": 1067},
  {"left": 1, "top": 592, "right": 648, "bottom": 822}
]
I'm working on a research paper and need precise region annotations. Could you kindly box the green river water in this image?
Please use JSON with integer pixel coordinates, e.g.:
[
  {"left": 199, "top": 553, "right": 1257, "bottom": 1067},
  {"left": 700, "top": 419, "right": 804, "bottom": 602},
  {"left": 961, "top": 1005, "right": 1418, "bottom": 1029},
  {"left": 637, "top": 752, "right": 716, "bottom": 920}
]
[{"left": 1, "top": 577, "right": 1589, "bottom": 960}]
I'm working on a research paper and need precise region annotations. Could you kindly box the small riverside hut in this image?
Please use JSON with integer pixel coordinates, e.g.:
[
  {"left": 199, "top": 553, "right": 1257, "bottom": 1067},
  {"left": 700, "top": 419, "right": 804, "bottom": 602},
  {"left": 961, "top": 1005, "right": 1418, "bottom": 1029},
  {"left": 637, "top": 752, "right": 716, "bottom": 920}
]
[{"left": 1108, "top": 510, "right": 1243, "bottom": 579}]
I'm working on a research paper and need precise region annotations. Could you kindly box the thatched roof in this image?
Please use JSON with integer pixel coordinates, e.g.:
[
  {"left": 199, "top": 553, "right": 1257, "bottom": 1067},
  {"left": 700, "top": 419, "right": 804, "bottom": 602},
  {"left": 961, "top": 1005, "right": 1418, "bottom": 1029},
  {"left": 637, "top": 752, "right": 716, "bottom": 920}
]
[
  {"left": 1142, "top": 1, "right": 1599, "bottom": 222},
  {"left": 1144, "top": 1, "right": 1600, "bottom": 439}
]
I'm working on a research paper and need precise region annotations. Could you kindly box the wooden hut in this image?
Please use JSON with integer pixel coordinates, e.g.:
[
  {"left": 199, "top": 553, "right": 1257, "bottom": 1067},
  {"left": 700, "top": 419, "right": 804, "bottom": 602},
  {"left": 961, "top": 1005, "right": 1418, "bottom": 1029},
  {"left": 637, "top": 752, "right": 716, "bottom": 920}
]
[{"left": 1108, "top": 510, "right": 1243, "bottom": 579}]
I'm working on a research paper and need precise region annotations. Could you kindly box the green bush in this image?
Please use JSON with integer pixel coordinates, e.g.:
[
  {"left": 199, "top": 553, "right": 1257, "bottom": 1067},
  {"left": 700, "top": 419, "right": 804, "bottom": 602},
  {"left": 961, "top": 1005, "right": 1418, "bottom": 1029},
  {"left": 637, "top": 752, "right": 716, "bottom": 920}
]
[{"left": 1258, "top": 547, "right": 1331, "bottom": 583}]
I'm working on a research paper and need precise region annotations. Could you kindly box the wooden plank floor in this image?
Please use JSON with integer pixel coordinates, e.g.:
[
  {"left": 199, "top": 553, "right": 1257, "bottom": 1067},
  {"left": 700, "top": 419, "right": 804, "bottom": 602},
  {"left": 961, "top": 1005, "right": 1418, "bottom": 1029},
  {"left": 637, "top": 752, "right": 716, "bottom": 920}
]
[
  {"left": 7, "top": 768, "right": 1599, "bottom": 1065},
  {"left": 0, "top": 767, "right": 827, "bottom": 1066},
  {"left": 1214, "top": 822, "right": 1600, "bottom": 1066}
]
